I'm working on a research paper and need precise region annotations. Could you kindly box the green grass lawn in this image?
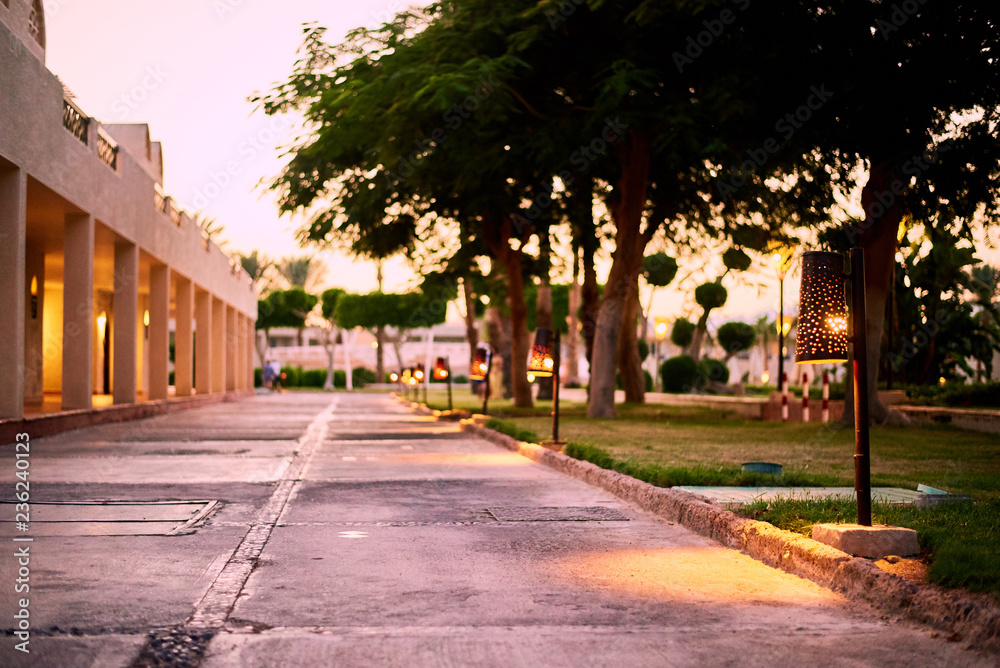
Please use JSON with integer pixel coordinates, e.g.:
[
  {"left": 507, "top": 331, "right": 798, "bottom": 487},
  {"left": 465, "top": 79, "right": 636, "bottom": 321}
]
[{"left": 422, "top": 389, "right": 1000, "bottom": 499}]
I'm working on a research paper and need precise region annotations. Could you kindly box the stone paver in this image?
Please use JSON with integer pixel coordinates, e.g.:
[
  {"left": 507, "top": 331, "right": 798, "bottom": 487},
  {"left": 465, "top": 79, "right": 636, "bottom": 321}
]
[{"left": 0, "top": 393, "right": 994, "bottom": 667}]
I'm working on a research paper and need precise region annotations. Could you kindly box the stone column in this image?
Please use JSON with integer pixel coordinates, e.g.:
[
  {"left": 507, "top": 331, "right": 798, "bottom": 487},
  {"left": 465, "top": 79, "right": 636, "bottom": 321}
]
[
  {"left": 174, "top": 275, "right": 194, "bottom": 397},
  {"left": 63, "top": 213, "right": 94, "bottom": 410},
  {"left": 236, "top": 314, "right": 247, "bottom": 391},
  {"left": 0, "top": 167, "right": 26, "bottom": 419},
  {"left": 148, "top": 263, "right": 170, "bottom": 401},
  {"left": 113, "top": 240, "right": 139, "bottom": 405},
  {"left": 247, "top": 317, "right": 256, "bottom": 389},
  {"left": 226, "top": 305, "right": 237, "bottom": 391},
  {"left": 212, "top": 296, "right": 226, "bottom": 393},
  {"left": 195, "top": 289, "right": 212, "bottom": 395}
]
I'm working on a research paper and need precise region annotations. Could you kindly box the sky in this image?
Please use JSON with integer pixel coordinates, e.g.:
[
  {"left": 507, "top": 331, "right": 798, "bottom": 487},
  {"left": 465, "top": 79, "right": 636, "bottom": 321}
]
[{"left": 43, "top": 1, "right": 997, "bottom": 328}]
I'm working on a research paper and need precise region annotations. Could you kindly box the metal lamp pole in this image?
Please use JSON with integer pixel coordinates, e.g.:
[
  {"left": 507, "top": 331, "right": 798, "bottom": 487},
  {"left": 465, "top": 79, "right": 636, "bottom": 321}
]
[
  {"left": 778, "top": 276, "right": 785, "bottom": 391},
  {"left": 446, "top": 357, "right": 453, "bottom": 412},
  {"left": 551, "top": 329, "right": 562, "bottom": 444},
  {"left": 850, "top": 248, "right": 872, "bottom": 526}
]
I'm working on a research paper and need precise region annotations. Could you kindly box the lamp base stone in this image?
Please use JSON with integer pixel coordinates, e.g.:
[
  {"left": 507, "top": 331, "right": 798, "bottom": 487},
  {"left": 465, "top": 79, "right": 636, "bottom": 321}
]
[{"left": 812, "top": 524, "right": 919, "bottom": 559}]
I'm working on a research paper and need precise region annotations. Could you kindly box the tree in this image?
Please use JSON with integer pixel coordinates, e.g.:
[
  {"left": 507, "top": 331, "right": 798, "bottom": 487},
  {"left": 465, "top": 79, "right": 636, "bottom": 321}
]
[
  {"left": 689, "top": 282, "right": 728, "bottom": 363},
  {"left": 335, "top": 292, "right": 447, "bottom": 377},
  {"left": 716, "top": 322, "right": 757, "bottom": 363},
  {"left": 255, "top": 288, "right": 318, "bottom": 365},
  {"left": 193, "top": 212, "right": 226, "bottom": 247},
  {"left": 318, "top": 288, "right": 346, "bottom": 390},
  {"left": 276, "top": 255, "right": 322, "bottom": 291},
  {"left": 671, "top": 318, "right": 695, "bottom": 353},
  {"left": 238, "top": 251, "right": 274, "bottom": 295}
]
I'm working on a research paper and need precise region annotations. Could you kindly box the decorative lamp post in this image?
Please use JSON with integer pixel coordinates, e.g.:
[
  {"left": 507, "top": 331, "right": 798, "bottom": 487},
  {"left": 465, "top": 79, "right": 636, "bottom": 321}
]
[
  {"left": 414, "top": 364, "right": 427, "bottom": 403},
  {"left": 435, "top": 356, "right": 453, "bottom": 411},
  {"left": 527, "top": 328, "right": 563, "bottom": 446},
  {"left": 795, "top": 249, "right": 872, "bottom": 526},
  {"left": 470, "top": 345, "right": 492, "bottom": 415},
  {"left": 772, "top": 246, "right": 795, "bottom": 391}
]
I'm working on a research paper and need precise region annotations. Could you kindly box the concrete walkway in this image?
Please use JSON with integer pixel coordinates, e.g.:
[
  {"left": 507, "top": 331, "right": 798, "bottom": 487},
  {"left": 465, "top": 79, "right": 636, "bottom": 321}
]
[{"left": 1, "top": 393, "right": 991, "bottom": 667}]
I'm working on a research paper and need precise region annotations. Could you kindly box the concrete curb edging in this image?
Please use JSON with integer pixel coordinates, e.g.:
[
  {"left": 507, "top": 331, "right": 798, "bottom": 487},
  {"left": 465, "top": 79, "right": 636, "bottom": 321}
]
[{"left": 448, "top": 414, "right": 1000, "bottom": 651}]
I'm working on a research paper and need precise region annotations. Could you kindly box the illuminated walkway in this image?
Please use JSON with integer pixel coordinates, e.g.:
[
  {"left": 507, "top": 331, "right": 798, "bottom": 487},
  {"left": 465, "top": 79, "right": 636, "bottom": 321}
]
[{"left": 1, "top": 393, "right": 991, "bottom": 667}]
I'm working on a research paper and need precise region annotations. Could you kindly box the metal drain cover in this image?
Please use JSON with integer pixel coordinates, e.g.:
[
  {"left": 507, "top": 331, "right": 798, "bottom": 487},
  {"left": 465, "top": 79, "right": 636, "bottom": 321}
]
[
  {"left": 486, "top": 506, "right": 629, "bottom": 522},
  {"left": 0, "top": 500, "right": 218, "bottom": 536}
]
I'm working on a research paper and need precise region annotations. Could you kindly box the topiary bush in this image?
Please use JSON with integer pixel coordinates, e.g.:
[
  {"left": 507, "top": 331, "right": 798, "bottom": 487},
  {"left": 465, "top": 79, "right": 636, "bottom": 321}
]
[
  {"left": 717, "top": 321, "right": 757, "bottom": 359},
  {"left": 697, "top": 358, "right": 730, "bottom": 387},
  {"left": 671, "top": 319, "right": 696, "bottom": 348},
  {"left": 301, "top": 369, "right": 326, "bottom": 387},
  {"left": 637, "top": 339, "right": 650, "bottom": 361},
  {"left": 661, "top": 355, "right": 698, "bottom": 393}
]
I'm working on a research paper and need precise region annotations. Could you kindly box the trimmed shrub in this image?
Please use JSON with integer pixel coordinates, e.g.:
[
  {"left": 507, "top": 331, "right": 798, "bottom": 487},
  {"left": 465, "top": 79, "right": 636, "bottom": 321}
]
[
  {"left": 254, "top": 367, "right": 263, "bottom": 388},
  {"left": 671, "top": 319, "right": 695, "bottom": 348},
  {"left": 280, "top": 365, "right": 301, "bottom": 387},
  {"left": 637, "top": 339, "right": 650, "bottom": 361},
  {"left": 697, "top": 357, "right": 730, "bottom": 387},
  {"left": 301, "top": 369, "right": 326, "bottom": 387},
  {"left": 661, "top": 355, "right": 698, "bottom": 393}
]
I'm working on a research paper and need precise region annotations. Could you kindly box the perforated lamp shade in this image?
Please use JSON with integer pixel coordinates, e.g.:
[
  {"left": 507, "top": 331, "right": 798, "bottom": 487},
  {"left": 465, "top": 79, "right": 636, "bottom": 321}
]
[
  {"left": 470, "top": 347, "right": 490, "bottom": 381},
  {"left": 434, "top": 357, "right": 449, "bottom": 380},
  {"left": 795, "top": 251, "right": 849, "bottom": 364},
  {"left": 527, "top": 328, "right": 556, "bottom": 378}
]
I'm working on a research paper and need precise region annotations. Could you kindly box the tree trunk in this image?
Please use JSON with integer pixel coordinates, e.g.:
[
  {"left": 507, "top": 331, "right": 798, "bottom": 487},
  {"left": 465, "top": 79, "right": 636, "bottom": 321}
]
[
  {"left": 536, "top": 228, "right": 554, "bottom": 400},
  {"left": 483, "top": 213, "right": 533, "bottom": 408},
  {"left": 256, "top": 329, "right": 269, "bottom": 370},
  {"left": 462, "top": 275, "right": 479, "bottom": 392},
  {"left": 566, "top": 246, "right": 581, "bottom": 387},
  {"left": 375, "top": 325, "right": 385, "bottom": 384},
  {"left": 689, "top": 313, "right": 710, "bottom": 364},
  {"left": 587, "top": 132, "right": 652, "bottom": 418},
  {"left": 323, "top": 327, "right": 337, "bottom": 390},
  {"left": 842, "top": 161, "right": 908, "bottom": 426},
  {"left": 344, "top": 330, "right": 354, "bottom": 390},
  {"left": 617, "top": 288, "right": 645, "bottom": 403},
  {"left": 576, "top": 179, "right": 600, "bottom": 371}
]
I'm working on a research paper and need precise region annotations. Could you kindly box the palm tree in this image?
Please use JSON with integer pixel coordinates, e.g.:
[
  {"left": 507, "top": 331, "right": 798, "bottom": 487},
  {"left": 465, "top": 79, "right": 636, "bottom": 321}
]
[
  {"left": 276, "top": 255, "right": 322, "bottom": 291},
  {"left": 192, "top": 212, "right": 227, "bottom": 248},
  {"left": 238, "top": 251, "right": 274, "bottom": 295}
]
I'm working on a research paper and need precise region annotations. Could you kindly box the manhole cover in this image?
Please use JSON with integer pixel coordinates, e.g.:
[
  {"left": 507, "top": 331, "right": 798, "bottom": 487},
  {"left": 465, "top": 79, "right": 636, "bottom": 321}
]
[
  {"left": 0, "top": 500, "right": 218, "bottom": 536},
  {"left": 486, "top": 506, "right": 630, "bottom": 522}
]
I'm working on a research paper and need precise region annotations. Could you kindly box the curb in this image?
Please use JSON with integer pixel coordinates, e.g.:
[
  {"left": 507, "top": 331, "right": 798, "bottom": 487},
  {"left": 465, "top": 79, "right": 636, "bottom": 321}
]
[{"left": 391, "top": 394, "right": 998, "bottom": 652}]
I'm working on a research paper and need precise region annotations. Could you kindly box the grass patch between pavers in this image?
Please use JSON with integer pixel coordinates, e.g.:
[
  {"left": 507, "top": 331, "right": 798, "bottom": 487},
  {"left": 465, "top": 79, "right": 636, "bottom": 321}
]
[{"left": 739, "top": 496, "right": 1000, "bottom": 597}]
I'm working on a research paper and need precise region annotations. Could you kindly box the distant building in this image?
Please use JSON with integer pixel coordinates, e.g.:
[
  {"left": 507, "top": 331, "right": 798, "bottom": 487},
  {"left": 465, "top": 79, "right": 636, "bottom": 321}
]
[{"left": 0, "top": 1, "right": 257, "bottom": 420}]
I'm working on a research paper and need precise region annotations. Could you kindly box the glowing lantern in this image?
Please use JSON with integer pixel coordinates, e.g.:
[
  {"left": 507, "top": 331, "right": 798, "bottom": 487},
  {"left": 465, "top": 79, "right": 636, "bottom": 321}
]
[
  {"left": 527, "top": 328, "right": 556, "bottom": 378},
  {"left": 795, "top": 252, "right": 849, "bottom": 364}
]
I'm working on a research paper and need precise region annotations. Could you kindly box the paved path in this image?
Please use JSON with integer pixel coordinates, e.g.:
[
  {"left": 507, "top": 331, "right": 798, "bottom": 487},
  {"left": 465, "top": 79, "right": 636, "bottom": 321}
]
[{"left": 0, "top": 393, "right": 992, "bottom": 667}]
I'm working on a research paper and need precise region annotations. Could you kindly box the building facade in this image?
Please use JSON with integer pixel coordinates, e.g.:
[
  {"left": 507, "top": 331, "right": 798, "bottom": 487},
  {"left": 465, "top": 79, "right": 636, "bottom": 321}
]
[{"left": 0, "top": 1, "right": 257, "bottom": 420}]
